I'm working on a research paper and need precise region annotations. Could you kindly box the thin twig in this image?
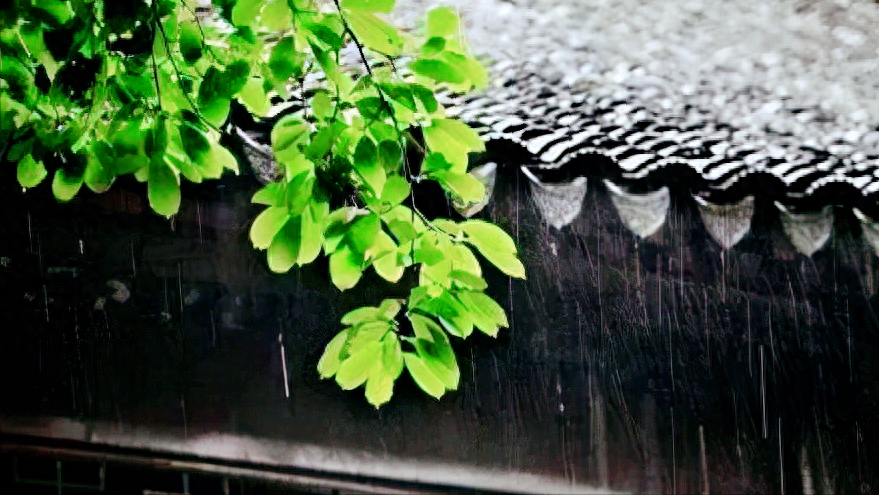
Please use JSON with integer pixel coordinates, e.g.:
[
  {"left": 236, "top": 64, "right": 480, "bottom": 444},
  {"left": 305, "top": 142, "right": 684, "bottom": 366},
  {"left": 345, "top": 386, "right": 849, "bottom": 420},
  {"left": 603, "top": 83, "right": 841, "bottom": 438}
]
[
  {"left": 181, "top": 2, "right": 220, "bottom": 62},
  {"left": 154, "top": 17, "right": 220, "bottom": 133},
  {"left": 331, "top": 0, "right": 437, "bottom": 223}
]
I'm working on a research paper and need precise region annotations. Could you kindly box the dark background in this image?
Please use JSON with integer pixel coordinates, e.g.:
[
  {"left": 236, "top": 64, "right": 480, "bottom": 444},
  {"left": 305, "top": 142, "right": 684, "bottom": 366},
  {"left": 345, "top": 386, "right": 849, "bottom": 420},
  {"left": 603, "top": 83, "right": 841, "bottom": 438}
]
[{"left": 0, "top": 156, "right": 877, "bottom": 494}]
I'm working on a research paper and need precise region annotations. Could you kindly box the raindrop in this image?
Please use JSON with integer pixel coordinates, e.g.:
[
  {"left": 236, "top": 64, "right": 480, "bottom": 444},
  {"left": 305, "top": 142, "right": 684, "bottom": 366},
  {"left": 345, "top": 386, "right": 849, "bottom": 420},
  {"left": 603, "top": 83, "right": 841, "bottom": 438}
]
[
  {"left": 27, "top": 211, "right": 33, "bottom": 252},
  {"left": 721, "top": 249, "right": 726, "bottom": 301},
  {"left": 671, "top": 406, "right": 677, "bottom": 495},
  {"left": 779, "top": 416, "right": 785, "bottom": 495},
  {"left": 42, "top": 284, "right": 49, "bottom": 322},
  {"left": 178, "top": 263, "right": 184, "bottom": 321},
  {"left": 747, "top": 298, "right": 752, "bottom": 377},
  {"left": 679, "top": 219, "right": 684, "bottom": 302},
  {"left": 211, "top": 310, "right": 217, "bottom": 348},
  {"left": 197, "top": 201, "right": 204, "bottom": 245},
  {"left": 704, "top": 289, "right": 709, "bottom": 370},
  {"left": 130, "top": 240, "right": 137, "bottom": 277},
  {"left": 699, "top": 424, "right": 709, "bottom": 495},
  {"left": 801, "top": 446, "right": 814, "bottom": 495},
  {"left": 761, "top": 344, "right": 767, "bottom": 439},
  {"left": 279, "top": 331, "right": 290, "bottom": 398},
  {"left": 181, "top": 395, "right": 188, "bottom": 438},
  {"left": 769, "top": 305, "right": 777, "bottom": 365},
  {"left": 79, "top": 239, "right": 84, "bottom": 255},
  {"left": 856, "top": 421, "right": 863, "bottom": 489},
  {"left": 657, "top": 252, "right": 662, "bottom": 328},
  {"left": 846, "top": 299, "right": 852, "bottom": 383}
]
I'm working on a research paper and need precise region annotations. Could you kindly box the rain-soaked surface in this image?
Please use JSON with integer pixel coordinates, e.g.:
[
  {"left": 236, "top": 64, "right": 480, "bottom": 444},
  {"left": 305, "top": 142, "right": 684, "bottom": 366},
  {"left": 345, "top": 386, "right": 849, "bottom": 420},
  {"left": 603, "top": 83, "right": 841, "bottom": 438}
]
[
  {"left": 3, "top": 0, "right": 879, "bottom": 493},
  {"left": 2, "top": 160, "right": 877, "bottom": 493}
]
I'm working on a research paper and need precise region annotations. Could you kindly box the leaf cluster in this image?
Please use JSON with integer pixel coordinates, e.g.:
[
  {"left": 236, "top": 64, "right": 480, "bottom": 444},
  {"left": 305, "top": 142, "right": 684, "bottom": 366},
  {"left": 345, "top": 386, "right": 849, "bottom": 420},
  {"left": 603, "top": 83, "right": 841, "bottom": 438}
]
[{"left": 0, "top": 0, "right": 525, "bottom": 407}]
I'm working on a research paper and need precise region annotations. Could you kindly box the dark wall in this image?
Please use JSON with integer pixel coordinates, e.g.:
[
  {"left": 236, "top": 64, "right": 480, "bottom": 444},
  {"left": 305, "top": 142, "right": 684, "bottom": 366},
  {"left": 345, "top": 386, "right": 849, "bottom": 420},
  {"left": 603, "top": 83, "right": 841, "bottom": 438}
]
[{"left": 0, "top": 160, "right": 876, "bottom": 494}]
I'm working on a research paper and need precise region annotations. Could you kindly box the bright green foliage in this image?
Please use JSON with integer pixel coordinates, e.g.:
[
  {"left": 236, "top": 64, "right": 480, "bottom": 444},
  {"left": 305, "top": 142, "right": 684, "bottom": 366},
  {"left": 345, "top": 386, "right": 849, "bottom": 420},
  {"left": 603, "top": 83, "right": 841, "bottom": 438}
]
[
  {"left": 1, "top": 0, "right": 241, "bottom": 217},
  {"left": 1, "top": 0, "right": 525, "bottom": 407}
]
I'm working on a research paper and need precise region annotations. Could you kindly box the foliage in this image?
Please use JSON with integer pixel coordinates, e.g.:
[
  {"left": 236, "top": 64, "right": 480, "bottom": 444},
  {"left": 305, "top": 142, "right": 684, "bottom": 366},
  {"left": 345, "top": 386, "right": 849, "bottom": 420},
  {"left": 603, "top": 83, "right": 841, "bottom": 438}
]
[{"left": 0, "top": 0, "right": 525, "bottom": 408}]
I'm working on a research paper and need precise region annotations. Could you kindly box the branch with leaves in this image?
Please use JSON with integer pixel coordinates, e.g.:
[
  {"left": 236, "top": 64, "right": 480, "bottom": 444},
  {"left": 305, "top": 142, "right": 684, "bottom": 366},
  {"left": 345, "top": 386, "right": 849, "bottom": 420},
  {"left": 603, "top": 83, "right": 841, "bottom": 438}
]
[{"left": 0, "top": 0, "right": 524, "bottom": 408}]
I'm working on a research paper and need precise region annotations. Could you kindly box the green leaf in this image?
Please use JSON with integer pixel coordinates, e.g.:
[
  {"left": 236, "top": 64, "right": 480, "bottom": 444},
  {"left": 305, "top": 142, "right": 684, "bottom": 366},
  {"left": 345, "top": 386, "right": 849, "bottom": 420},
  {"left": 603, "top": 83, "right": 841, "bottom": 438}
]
[
  {"left": 200, "top": 96, "right": 231, "bottom": 128},
  {"left": 379, "top": 83, "right": 416, "bottom": 111},
  {"left": 403, "top": 353, "right": 445, "bottom": 399},
  {"left": 329, "top": 244, "right": 364, "bottom": 290},
  {"left": 414, "top": 335, "right": 458, "bottom": 390},
  {"left": 306, "top": 21, "right": 344, "bottom": 51},
  {"left": 310, "top": 42, "right": 340, "bottom": 85},
  {"left": 411, "top": 84, "right": 438, "bottom": 113},
  {"left": 365, "top": 227, "right": 396, "bottom": 261},
  {"left": 365, "top": 360, "right": 395, "bottom": 407},
  {"left": 461, "top": 219, "right": 517, "bottom": 252},
  {"left": 166, "top": 146, "right": 203, "bottom": 184},
  {"left": 408, "top": 313, "right": 441, "bottom": 342},
  {"left": 148, "top": 158, "right": 181, "bottom": 217},
  {"left": 17, "top": 155, "right": 48, "bottom": 189},
  {"left": 271, "top": 115, "right": 309, "bottom": 154},
  {"left": 269, "top": 37, "right": 305, "bottom": 82},
  {"left": 355, "top": 96, "right": 387, "bottom": 121},
  {"left": 345, "top": 10, "right": 404, "bottom": 55},
  {"left": 449, "top": 270, "right": 488, "bottom": 290},
  {"left": 421, "top": 152, "right": 453, "bottom": 174},
  {"left": 267, "top": 216, "right": 301, "bottom": 273},
  {"left": 238, "top": 78, "right": 271, "bottom": 117},
  {"left": 348, "top": 213, "right": 381, "bottom": 254},
  {"left": 83, "top": 153, "right": 115, "bottom": 194},
  {"left": 324, "top": 207, "right": 367, "bottom": 253},
  {"left": 250, "top": 206, "right": 291, "bottom": 249},
  {"left": 342, "top": 0, "right": 395, "bottom": 12},
  {"left": 298, "top": 204, "right": 324, "bottom": 264},
  {"left": 336, "top": 340, "right": 381, "bottom": 390},
  {"left": 252, "top": 182, "right": 286, "bottom": 206},
  {"left": 380, "top": 175, "right": 409, "bottom": 208},
  {"left": 347, "top": 321, "right": 390, "bottom": 353},
  {"left": 311, "top": 91, "right": 333, "bottom": 120},
  {"left": 377, "top": 299, "right": 401, "bottom": 320},
  {"left": 381, "top": 332, "right": 404, "bottom": 376},
  {"left": 365, "top": 332, "right": 403, "bottom": 407},
  {"left": 431, "top": 171, "right": 485, "bottom": 204},
  {"left": 285, "top": 171, "right": 315, "bottom": 215},
  {"left": 456, "top": 290, "right": 508, "bottom": 337},
  {"left": 464, "top": 57, "right": 489, "bottom": 89},
  {"left": 341, "top": 306, "right": 380, "bottom": 326},
  {"left": 421, "top": 37, "right": 446, "bottom": 56},
  {"left": 179, "top": 120, "right": 211, "bottom": 165},
  {"left": 52, "top": 167, "right": 83, "bottom": 202},
  {"left": 282, "top": 153, "right": 315, "bottom": 180},
  {"left": 318, "top": 329, "right": 350, "bottom": 378},
  {"left": 305, "top": 122, "right": 344, "bottom": 159},
  {"left": 209, "top": 142, "right": 239, "bottom": 176},
  {"left": 232, "top": 0, "right": 263, "bottom": 27},
  {"left": 418, "top": 291, "right": 473, "bottom": 338},
  {"left": 414, "top": 235, "right": 444, "bottom": 266},
  {"left": 262, "top": 0, "right": 293, "bottom": 30},
  {"left": 19, "top": 26, "right": 58, "bottom": 79},
  {"left": 410, "top": 59, "right": 465, "bottom": 84},
  {"left": 178, "top": 21, "right": 203, "bottom": 63},
  {"left": 426, "top": 6, "right": 459, "bottom": 38},
  {"left": 34, "top": 0, "right": 74, "bottom": 25},
  {"left": 372, "top": 235, "right": 403, "bottom": 282},
  {"left": 423, "top": 118, "right": 485, "bottom": 173},
  {"left": 223, "top": 60, "right": 251, "bottom": 96},
  {"left": 470, "top": 248, "right": 525, "bottom": 279},
  {"left": 377, "top": 140, "right": 402, "bottom": 171},
  {"left": 352, "top": 136, "right": 386, "bottom": 195}
]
